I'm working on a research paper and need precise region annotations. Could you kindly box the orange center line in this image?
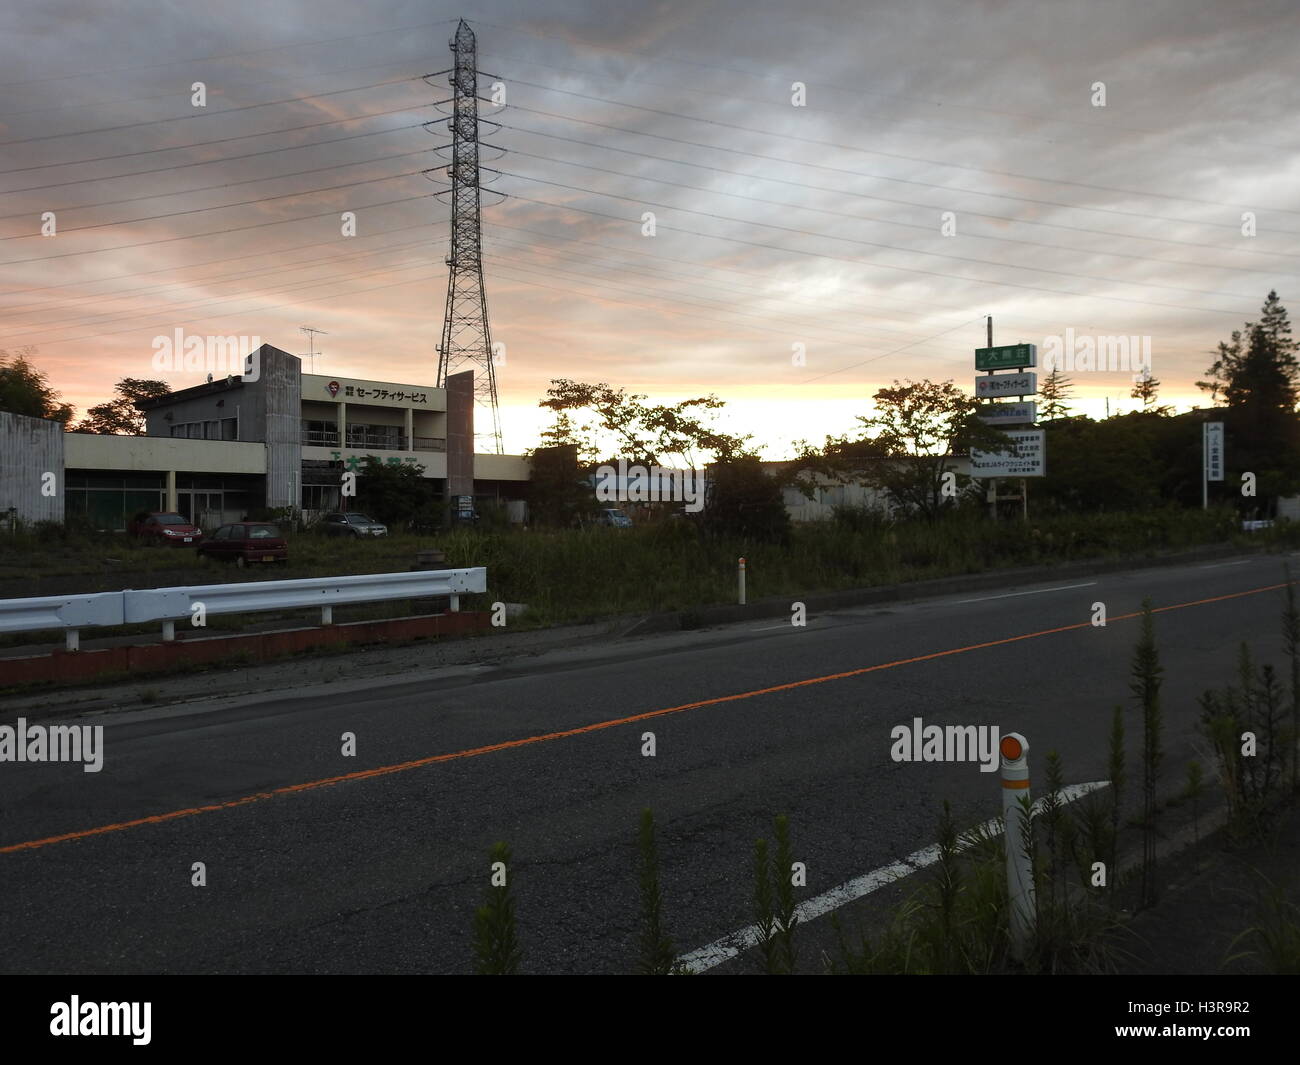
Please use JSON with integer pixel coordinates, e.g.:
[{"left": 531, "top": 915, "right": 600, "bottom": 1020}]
[{"left": 1, "top": 579, "right": 1286, "bottom": 856}]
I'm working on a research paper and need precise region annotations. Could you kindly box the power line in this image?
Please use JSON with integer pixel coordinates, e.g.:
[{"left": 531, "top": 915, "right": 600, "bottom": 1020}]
[
  {"left": 502, "top": 145, "right": 1299, "bottom": 282},
  {"left": 482, "top": 239, "right": 966, "bottom": 353},
  {"left": 497, "top": 186, "right": 1258, "bottom": 319},
  {"left": 473, "top": 18, "right": 1294, "bottom": 153},
  {"left": 0, "top": 231, "right": 443, "bottom": 334},
  {"left": 482, "top": 217, "right": 1096, "bottom": 335},
  {"left": 8, "top": 253, "right": 445, "bottom": 347},
  {"left": 0, "top": 74, "right": 426, "bottom": 147},
  {"left": 0, "top": 219, "right": 440, "bottom": 300},
  {"left": 0, "top": 17, "right": 460, "bottom": 88},
  {"left": 0, "top": 191, "right": 436, "bottom": 265},
  {"left": 497, "top": 121, "right": 1300, "bottom": 266},
  {"left": 502, "top": 102, "right": 1300, "bottom": 240},
  {"left": 0, "top": 54, "right": 442, "bottom": 120},
  {"left": 24, "top": 267, "right": 450, "bottom": 351},
  {"left": 0, "top": 101, "right": 434, "bottom": 177},
  {"left": 502, "top": 76, "right": 1300, "bottom": 217},
  {"left": 0, "top": 170, "right": 431, "bottom": 249},
  {"left": 496, "top": 170, "right": 1262, "bottom": 313},
  {"left": 0, "top": 122, "right": 436, "bottom": 198},
  {"left": 0, "top": 147, "right": 436, "bottom": 226}
]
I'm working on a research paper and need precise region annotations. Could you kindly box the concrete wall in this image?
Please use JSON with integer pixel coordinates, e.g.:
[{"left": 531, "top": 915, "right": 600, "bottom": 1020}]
[
  {"left": 473, "top": 453, "right": 530, "bottom": 481},
  {"left": 259, "top": 345, "right": 302, "bottom": 509},
  {"left": 65, "top": 434, "right": 266, "bottom": 474},
  {"left": 143, "top": 376, "right": 249, "bottom": 439},
  {"left": 445, "top": 370, "right": 474, "bottom": 499},
  {"left": 0, "top": 411, "right": 64, "bottom": 523}
]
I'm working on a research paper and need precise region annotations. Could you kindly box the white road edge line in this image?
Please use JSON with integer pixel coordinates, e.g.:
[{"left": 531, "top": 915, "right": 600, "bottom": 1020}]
[
  {"left": 678, "top": 780, "right": 1110, "bottom": 973},
  {"left": 1197, "top": 559, "right": 1253, "bottom": 569},
  {"left": 952, "top": 581, "right": 1096, "bottom": 605}
]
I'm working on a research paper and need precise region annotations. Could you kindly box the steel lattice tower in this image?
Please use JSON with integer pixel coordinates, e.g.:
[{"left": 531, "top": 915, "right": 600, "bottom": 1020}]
[{"left": 432, "top": 19, "right": 502, "bottom": 453}]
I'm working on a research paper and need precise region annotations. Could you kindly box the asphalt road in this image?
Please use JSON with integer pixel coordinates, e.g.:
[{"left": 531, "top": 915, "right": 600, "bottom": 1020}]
[{"left": 0, "top": 552, "right": 1292, "bottom": 974}]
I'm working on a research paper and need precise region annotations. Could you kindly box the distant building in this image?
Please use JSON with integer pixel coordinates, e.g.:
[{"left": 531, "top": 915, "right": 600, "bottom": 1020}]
[{"left": 5, "top": 343, "right": 530, "bottom": 531}]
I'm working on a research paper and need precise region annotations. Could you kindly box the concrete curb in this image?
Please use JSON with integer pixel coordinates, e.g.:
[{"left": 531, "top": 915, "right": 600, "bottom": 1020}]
[{"left": 616, "top": 541, "right": 1275, "bottom": 637}]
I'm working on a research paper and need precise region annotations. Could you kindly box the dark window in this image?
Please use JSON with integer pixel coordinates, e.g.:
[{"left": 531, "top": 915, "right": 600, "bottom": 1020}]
[{"left": 213, "top": 526, "right": 231, "bottom": 540}]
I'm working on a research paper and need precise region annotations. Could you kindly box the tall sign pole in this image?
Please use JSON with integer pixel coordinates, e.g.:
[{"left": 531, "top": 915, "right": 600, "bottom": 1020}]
[
  {"left": 1203, "top": 420, "right": 1224, "bottom": 509},
  {"left": 987, "top": 316, "right": 997, "bottom": 520},
  {"left": 972, "top": 328, "right": 1044, "bottom": 506}
]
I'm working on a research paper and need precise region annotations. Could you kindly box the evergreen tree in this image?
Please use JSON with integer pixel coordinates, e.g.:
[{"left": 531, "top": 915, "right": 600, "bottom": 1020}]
[
  {"left": 1130, "top": 370, "right": 1162, "bottom": 410},
  {"left": 1039, "top": 369, "right": 1076, "bottom": 420},
  {"left": 1198, "top": 291, "right": 1300, "bottom": 511}
]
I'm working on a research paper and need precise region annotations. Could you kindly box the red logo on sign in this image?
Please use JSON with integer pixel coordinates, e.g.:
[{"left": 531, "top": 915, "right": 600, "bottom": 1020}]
[{"left": 327, "top": 381, "right": 340, "bottom": 397}]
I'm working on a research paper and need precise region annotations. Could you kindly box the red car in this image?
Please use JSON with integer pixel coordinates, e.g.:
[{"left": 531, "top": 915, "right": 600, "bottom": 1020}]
[
  {"left": 197, "top": 523, "right": 289, "bottom": 568},
  {"left": 129, "top": 511, "right": 202, "bottom": 546}
]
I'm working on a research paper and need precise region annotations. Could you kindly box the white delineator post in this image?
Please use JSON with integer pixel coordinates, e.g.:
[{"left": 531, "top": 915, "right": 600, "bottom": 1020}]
[
  {"left": 738, "top": 557, "right": 746, "bottom": 605},
  {"left": 1000, "top": 732, "right": 1036, "bottom": 959}
]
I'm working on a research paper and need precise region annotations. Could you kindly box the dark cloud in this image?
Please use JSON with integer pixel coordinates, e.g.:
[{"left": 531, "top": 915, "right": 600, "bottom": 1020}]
[{"left": 1, "top": 0, "right": 1297, "bottom": 451}]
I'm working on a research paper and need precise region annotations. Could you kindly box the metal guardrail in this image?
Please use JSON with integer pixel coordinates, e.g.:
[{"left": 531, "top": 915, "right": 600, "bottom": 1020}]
[
  {"left": 0, "top": 593, "right": 124, "bottom": 641},
  {"left": 0, "top": 568, "right": 486, "bottom": 650}
]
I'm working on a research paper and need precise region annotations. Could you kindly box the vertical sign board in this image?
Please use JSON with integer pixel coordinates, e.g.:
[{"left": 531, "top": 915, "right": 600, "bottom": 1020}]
[
  {"left": 970, "top": 429, "right": 1046, "bottom": 478},
  {"left": 977, "top": 401, "right": 1037, "bottom": 426},
  {"left": 975, "top": 344, "right": 1038, "bottom": 371},
  {"left": 975, "top": 372, "right": 1037, "bottom": 399},
  {"left": 1204, "top": 421, "right": 1224, "bottom": 482}
]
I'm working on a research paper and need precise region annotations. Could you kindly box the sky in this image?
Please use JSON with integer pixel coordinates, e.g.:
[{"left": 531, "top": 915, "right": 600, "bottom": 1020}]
[{"left": 1, "top": 0, "right": 1298, "bottom": 457}]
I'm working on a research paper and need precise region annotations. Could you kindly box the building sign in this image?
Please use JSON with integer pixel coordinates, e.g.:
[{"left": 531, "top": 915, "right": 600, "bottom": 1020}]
[
  {"left": 328, "top": 451, "right": 421, "bottom": 472},
  {"left": 970, "top": 430, "right": 1046, "bottom": 478},
  {"left": 1204, "top": 421, "right": 1224, "bottom": 482},
  {"left": 309, "top": 374, "right": 438, "bottom": 407},
  {"left": 978, "top": 401, "right": 1037, "bottom": 425},
  {"left": 975, "top": 343, "right": 1037, "bottom": 371},
  {"left": 975, "top": 372, "right": 1037, "bottom": 398}
]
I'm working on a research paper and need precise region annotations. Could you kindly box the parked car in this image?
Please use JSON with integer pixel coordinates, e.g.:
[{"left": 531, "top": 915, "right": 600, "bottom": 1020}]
[
  {"left": 197, "top": 523, "right": 288, "bottom": 567},
  {"left": 598, "top": 507, "right": 633, "bottom": 528},
  {"left": 128, "top": 510, "right": 202, "bottom": 546},
  {"left": 322, "top": 512, "right": 389, "bottom": 538}
]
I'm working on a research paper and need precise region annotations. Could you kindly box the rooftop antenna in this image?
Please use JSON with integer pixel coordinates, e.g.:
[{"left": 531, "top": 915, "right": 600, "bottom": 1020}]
[{"left": 300, "top": 326, "right": 328, "bottom": 373}]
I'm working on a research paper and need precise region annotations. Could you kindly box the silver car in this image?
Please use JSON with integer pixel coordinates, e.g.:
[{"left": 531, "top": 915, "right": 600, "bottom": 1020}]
[{"left": 324, "top": 512, "right": 389, "bottom": 538}]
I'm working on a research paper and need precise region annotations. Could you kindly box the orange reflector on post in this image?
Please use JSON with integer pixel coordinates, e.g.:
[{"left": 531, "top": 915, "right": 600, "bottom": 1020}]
[{"left": 1000, "top": 735, "right": 1023, "bottom": 760}]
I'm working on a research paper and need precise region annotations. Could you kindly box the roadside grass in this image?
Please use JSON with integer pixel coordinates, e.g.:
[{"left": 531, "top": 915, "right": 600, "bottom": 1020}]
[{"left": 0, "top": 505, "right": 1291, "bottom": 653}]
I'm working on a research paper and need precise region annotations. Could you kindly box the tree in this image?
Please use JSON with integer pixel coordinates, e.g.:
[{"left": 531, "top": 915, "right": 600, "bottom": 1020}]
[
  {"left": 73, "top": 378, "right": 170, "bottom": 435},
  {"left": 1130, "top": 370, "right": 1162, "bottom": 410},
  {"left": 1198, "top": 290, "right": 1299, "bottom": 410},
  {"left": 353, "top": 457, "right": 436, "bottom": 529},
  {"left": 703, "top": 456, "right": 790, "bottom": 544},
  {"left": 1039, "top": 369, "right": 1076, "bottom": 421},
  {"left": 853, "top": 379, "right": 1010, "bottom": 520},
  {"left": 538, "top": 379, "right": 753, "bottom": 468},
  {"left": 1197, "top": 291, "right": 1300, "bottom": 511},
  {"left": 0, "top": 347, "right": 75, "bottom": 424},
  {"left": 524, "top": 443, "right": 601, "bottom": 527}
]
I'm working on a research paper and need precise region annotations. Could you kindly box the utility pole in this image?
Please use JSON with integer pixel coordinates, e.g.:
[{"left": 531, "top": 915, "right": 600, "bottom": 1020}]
[{"left": 429, "top": 19, "right": 504, "bottom": 454}]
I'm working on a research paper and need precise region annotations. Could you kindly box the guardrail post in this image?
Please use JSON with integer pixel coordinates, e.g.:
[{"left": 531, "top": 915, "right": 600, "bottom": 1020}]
[
  {"left": 65, "top": 629, "right": 79, "bottom": 652},
  {"left": 321, "top": 605, "right": 333, "bottom": 626},
  {"left": 162, "top": 621, "right": 175, "bottom": 642},
  {"left": 1000, "top": 732, "right": 1036, "bottom": 961},
  {"left": 738, "top": 557, "right": 747, "bottom": 605},
  {"left": 449, "top": 594, "right": 460, "bottom": 612}
]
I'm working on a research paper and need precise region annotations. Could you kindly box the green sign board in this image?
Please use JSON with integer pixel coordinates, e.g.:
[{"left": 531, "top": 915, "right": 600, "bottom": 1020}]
[{"left": 975, "top": 343, "right": 1037, "bottom": 370}]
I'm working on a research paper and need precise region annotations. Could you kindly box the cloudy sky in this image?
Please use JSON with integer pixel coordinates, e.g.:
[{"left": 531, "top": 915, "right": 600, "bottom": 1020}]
[{"left": 1, "top": 0, "right": 1297, "bottom": 455}]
